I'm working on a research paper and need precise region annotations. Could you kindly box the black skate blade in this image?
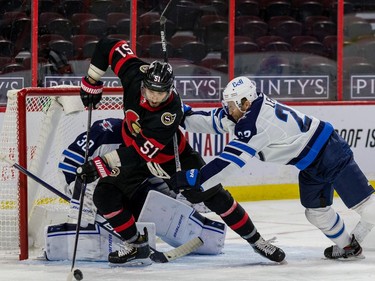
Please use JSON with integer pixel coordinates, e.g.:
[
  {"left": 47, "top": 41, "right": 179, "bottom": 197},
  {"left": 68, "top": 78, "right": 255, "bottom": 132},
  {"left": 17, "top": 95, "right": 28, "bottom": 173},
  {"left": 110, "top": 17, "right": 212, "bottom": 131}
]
[
  {"left": 322, "top": 254, "right": 365, "bottom": 261},
  {"left": 109, "top": 258, "right": 152, "bottom": 267}
]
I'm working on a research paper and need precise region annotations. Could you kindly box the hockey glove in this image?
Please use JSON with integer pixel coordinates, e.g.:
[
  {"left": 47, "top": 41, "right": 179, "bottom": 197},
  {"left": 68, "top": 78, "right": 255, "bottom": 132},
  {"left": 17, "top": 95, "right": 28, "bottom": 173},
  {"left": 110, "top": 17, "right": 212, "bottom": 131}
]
[
  {"left": 80, "top": 76, "right": 103, "bottom": 108},
  {"left": 76, "top": 156, "right": 111, "bottom": 183},
  {"left": 171, "top": 169, "right": 203, "bottom": 193}
]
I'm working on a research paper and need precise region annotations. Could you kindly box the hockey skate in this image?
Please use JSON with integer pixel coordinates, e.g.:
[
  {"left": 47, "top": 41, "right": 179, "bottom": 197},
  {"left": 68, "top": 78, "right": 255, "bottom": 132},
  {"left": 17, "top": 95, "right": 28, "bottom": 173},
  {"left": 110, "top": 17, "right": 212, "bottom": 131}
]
[
  {"left": 324, "top": 235, "right": 364, "bottom": 260},
  {"left": 108, "top": 228, "right": 151, "bottom": 266},
  {"left": 250, "top": 237, "right": 286, "bottom": 262}
]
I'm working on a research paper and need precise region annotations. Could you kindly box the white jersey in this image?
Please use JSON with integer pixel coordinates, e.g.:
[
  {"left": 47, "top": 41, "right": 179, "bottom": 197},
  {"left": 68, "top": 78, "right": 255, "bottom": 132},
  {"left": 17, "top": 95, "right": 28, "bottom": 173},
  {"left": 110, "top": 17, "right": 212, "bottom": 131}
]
[
  {"left": 183, "top": 106, "right": 235, "bottom": 137},
  {"left": 184, "top": 94, "right": 334, "bottom": 190}
]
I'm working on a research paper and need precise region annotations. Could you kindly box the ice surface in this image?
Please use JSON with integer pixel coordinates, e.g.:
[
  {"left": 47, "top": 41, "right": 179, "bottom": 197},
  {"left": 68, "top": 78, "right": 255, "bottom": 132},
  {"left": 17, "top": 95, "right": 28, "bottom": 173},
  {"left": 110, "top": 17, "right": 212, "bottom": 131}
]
[{"left": 0, "top": 199, "right": 374, "bottom": 281}]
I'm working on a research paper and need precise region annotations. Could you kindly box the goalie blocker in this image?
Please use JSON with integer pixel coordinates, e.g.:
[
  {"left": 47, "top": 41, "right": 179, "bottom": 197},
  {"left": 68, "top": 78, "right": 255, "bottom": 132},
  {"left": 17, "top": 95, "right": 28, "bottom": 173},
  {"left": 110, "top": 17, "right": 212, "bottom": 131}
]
[{"left": 44, "top": 191, "right": 226, "bottom": 261}]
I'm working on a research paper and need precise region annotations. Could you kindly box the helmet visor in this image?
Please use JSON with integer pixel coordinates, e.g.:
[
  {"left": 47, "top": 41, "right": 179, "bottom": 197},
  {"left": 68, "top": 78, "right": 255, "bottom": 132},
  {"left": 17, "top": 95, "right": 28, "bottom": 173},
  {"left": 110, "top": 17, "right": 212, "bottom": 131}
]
[{"left": 141, "top": 82, "right": 170, "bottom": 104}]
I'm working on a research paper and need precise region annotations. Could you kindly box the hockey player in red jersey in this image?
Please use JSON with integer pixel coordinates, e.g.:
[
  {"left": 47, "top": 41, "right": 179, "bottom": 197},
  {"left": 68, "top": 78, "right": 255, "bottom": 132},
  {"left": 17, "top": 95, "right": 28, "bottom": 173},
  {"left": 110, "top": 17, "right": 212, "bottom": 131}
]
[{"left": 77, "top": 38, "right": 285, "bottom": 265}]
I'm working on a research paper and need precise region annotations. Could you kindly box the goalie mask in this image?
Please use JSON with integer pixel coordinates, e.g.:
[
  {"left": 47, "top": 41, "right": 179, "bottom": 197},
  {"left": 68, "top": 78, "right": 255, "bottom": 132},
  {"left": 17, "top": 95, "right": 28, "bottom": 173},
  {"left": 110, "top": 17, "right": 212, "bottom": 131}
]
[
  {"left": 222, "top": 76, "right": 257, "bottom": 113},
  {"left": 142, "top": 61, "right": 174, "bottom": 103}
]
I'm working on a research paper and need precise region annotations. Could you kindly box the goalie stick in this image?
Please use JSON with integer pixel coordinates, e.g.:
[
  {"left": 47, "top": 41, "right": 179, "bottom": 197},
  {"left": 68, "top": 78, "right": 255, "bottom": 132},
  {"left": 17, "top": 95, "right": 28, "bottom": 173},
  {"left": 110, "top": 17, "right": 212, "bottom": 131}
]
[{"left": 0, "top": 155, "right": 203, "bottom": 263}]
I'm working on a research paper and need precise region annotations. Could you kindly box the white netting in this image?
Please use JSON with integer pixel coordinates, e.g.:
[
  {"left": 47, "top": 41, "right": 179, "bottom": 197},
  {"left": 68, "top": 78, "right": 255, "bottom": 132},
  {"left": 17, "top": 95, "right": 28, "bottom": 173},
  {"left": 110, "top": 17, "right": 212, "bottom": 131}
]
[
  {"left": 0, "top": 87, "right": 123, "bottom": 258},
  {"left": 0, "top": 90, "right": 20, "bottom": 253}
]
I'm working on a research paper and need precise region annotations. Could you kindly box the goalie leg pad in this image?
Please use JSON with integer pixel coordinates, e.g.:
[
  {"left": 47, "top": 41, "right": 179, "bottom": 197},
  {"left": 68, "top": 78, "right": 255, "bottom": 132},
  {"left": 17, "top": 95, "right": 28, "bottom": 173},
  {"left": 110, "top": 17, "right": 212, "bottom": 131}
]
[
  {"left": 138, "top": 190, "right": 226, "bottom": 255},
  {"left": 305, "top": 206, "right": 351, "bottom": 248},
  {"left": 44, "top": 222, "right": 156, "bottom": 261},
  {"left": 68, "top": 179, "right": 97, "bottom": 225}
]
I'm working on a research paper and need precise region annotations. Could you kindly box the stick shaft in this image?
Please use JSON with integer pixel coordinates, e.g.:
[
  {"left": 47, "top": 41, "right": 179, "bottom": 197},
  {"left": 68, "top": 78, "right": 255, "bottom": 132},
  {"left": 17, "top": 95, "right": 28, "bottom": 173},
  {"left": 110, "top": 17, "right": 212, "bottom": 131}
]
[
  {"left": 160, "top": 0, "right": 182, "bottom": 172},
  {"left": 70, "top": 103, "right": 93, "bottom": 272}
]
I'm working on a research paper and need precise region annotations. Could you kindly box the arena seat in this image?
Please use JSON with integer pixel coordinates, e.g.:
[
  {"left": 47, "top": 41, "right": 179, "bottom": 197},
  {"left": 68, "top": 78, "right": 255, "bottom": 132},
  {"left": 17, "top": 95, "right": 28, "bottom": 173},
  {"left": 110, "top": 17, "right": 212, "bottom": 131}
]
[
  {"left": 49, "top": 39, "right": 75, "bottom": 60},
  {"left": 47, "top": 18, "right": 73, "bottom": 40},
  {"left": 181, "top": 41, "right": 207, "bottom": 63},
  {"left": 236, "top": 0, "right": 260, "bottom": 16}
]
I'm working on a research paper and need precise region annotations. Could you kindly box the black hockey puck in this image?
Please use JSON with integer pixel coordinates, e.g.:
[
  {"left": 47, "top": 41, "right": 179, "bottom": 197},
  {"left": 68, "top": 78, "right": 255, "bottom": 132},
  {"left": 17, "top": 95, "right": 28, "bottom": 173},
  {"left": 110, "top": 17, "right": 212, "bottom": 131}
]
[{"left": 73, "top": 269, "right": 83, "bottom": 281}]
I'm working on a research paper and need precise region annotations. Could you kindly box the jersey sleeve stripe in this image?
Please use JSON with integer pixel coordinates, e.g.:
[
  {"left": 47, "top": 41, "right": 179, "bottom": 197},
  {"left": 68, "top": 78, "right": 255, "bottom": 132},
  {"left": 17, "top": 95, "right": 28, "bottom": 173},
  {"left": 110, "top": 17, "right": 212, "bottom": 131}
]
[
  {"left": 109, "top": 41, "right": 137, "bottom": 75},
  {"left": 108, "top": 40, "right": 125, "bottom": 65},
  {"left": 228, "top": 140, "right": 256, "bottom": 156},
  {"left": 211, "top": 112, "right": 220, "bottom": 134},
  {"left": 215, "top": 108, "right": 225, "bottom": 130},
  {"left": 219, "top": 152, "right": 246, "bottom": 167},
  {"left": 58, "top": 162, "right": 78, "bottom": 174},
  {"left": 62, "top": 149, "right": 85, "bottom": 164}
]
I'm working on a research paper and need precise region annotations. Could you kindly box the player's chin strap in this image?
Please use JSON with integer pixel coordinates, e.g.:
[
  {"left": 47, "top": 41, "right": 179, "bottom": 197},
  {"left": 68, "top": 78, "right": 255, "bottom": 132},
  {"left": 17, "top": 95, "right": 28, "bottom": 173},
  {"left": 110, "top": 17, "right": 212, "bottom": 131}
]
[{"left": 0, "top": 154, "right": 203, "bottom": 263}]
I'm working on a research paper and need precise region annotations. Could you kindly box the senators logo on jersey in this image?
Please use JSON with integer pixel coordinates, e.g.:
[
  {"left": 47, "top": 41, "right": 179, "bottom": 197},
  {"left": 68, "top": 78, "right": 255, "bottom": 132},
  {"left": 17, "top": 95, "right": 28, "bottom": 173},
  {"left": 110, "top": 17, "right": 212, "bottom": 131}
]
[
  {"left": 161, "top": 112, "right": 176, "bottom": 126},
  {"left": 125, "top": 110, "right": 141, "bottom": 136},
  {"left": 139, "top": 64, "right": 149, "bottom": 73}
]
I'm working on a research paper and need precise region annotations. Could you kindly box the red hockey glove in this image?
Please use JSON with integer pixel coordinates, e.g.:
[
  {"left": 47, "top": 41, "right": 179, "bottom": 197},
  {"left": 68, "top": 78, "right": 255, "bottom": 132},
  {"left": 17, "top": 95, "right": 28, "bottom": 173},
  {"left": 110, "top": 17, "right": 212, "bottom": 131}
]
[
  {"left": 76, "top": 156, "right": 111, "bottom": 183},
  {"left": 80, "top": 76, "right": 103, "bottom": 108}
]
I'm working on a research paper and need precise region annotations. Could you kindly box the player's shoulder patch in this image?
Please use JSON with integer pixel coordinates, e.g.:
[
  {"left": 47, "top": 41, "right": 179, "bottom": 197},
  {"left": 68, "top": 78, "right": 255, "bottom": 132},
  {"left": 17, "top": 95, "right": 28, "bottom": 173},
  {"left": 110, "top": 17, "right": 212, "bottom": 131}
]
[
  {"left": 98, "top": 119, "right": 114, "bottom": 132},
  {"left": 161, "top": 112, "right": 177, "bottom": 126},
  {"left": 140, "top": 64, "right": 149, "bottom": 73}
]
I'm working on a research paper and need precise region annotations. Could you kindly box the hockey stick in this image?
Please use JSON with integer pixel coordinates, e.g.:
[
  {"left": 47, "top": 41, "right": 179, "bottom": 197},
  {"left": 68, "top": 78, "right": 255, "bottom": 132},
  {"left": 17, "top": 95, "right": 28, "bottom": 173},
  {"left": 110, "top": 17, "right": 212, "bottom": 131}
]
[
  {"left": 67, "top": 103, "right": 93, "bottom": 281},
  {"left": 150, "top": 236, "right": 203, "bottom": 263},
  {"left": 0, "top": 155, "right": 203, "bottom": 263},
  {"left": 160, "top": 0, "right": 181, "bottom": 172}
]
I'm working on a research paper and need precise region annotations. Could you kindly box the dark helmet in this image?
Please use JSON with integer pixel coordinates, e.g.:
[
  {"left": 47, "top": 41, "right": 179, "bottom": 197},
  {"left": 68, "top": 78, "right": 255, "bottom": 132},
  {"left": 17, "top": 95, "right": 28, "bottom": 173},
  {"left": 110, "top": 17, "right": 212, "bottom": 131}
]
[{"left": 143, "top": 61, "right": 174, "bottom": 92}]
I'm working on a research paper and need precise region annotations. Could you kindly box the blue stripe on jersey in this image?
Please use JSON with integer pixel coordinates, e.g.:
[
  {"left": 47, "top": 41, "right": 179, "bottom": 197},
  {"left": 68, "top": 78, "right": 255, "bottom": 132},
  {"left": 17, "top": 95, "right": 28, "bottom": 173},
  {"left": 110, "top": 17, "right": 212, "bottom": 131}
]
[
  {"left": 211, "top": 110, "right": 220, "bottom": 134},
  {"left": 220, "top": 152, "right": 246, "bottom": 167},
  {"left": 58, "top": 162, "right": 77, "bottom": 174},
  {"left": 229, "top": 140, "right": 257, "bottom": 156},
  {"left": 215, "top": 108, "right": 226, "bottom": 133},
  {"left": 293, "top": 121, "right": 333, "bottom": 170},
  {"left": 62, "top": 149, "right": 85, "bottom": 164}
]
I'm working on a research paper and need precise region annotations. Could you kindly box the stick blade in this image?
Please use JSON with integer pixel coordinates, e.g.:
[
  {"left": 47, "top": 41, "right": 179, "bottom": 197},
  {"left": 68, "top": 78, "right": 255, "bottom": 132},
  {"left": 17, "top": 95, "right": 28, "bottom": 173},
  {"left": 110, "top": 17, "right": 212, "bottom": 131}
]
[
  {"left": 66, "top": 271, "right": 74, "bottom": 281},
  {"left": 150, "top": 237, "right": 204, "bottom": 263}
]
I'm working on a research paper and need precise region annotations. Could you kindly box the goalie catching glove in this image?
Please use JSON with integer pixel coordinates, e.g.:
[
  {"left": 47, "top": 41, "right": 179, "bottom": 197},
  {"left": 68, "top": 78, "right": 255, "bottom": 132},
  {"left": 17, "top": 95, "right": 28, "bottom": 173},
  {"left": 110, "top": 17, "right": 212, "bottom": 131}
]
[
  {"left": 171, "top": 169, "right": 203, "bottom": 193},
  {"left": 80, "top": 76, "right": 103, "bottom": 108},
  {"left": 76, "top": 156, "right": 111, "bottom": 183}
]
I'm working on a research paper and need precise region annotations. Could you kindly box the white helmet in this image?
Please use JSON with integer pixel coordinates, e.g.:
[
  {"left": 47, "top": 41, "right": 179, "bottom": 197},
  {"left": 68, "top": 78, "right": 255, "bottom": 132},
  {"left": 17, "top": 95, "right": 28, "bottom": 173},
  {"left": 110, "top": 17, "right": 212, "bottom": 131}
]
[{"left": 222, "top": 76, "right": 257, "bottom": 113}]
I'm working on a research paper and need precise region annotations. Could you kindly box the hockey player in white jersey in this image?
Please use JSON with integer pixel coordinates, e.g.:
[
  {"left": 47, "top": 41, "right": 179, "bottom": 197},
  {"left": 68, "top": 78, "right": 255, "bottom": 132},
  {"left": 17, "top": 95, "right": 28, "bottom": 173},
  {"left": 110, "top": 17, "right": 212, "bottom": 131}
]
[{"left": 174, "top": 76, "right": 375, "bottom": 260}]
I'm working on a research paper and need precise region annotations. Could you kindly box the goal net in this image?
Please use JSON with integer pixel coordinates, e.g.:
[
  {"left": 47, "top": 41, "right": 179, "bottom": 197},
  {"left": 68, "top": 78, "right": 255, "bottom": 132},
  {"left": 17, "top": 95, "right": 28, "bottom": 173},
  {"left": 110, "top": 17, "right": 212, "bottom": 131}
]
[{"left": 0, "top": 87, "right": 123, "bottom": 260}]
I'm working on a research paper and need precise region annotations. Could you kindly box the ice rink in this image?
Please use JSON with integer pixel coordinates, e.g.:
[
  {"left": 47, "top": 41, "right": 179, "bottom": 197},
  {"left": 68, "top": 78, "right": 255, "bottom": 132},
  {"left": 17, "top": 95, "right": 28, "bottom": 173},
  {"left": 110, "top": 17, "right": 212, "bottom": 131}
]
[{"left": 0, "top": 198, "right": 374, "bottom": 281}]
